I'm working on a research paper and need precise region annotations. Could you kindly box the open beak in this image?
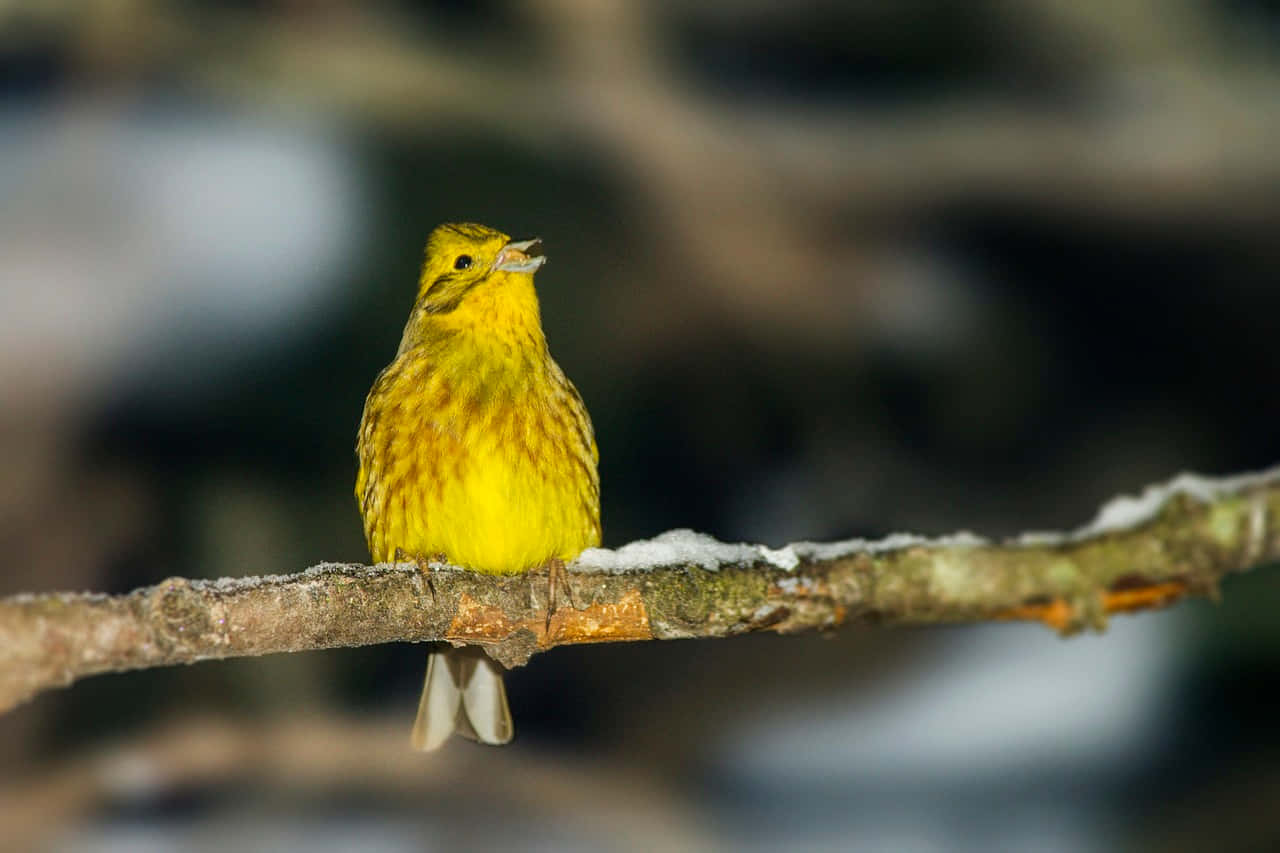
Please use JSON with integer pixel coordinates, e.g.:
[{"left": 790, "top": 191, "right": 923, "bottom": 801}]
[{"left": 493, "top": 238, "right": 546, "bottom": 273}]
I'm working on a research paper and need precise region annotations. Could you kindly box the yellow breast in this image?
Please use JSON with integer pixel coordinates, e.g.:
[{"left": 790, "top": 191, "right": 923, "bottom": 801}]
[{"left": 355, "top": 342, "right": 601, "bottom": 574}]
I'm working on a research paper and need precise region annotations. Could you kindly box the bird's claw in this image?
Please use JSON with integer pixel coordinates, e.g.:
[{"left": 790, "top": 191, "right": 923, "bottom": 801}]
[
  {"left": 396, "top": 548, "right": 440, "bottom": 606},
  {"left": 544, "top": 558, "right": 578, "bottom": 636}
]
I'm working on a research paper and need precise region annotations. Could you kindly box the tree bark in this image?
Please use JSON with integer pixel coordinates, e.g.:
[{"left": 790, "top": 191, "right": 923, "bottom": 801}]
[{"left": 2, "top": 467, "right": 1278, "bottom": 713}]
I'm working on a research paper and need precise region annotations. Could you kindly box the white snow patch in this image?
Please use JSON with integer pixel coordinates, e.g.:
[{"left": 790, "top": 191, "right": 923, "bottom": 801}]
[
  {"left": 759, "top": 545, "right": 800, "bottom": 571},
  {"left": 792, "top": 531, "right": 988, "bottom": 562},
  {"left": 188, "top": 562, "right": 422, "bottom": 594},
  {"left": 570, "top": 466, "right": 1279, "bottom": 575},
  {"left": 196, "top": 574, "right": 274, "bottom": 593},
  {"left": 1017, "top": 463, "right": 1280, "bottom": 546},
  {"left": 573, "top": 529, "right": 817, "bottom": 573},
  {"left": 572, "top": 528, "right": 987, "bottom": 574}
]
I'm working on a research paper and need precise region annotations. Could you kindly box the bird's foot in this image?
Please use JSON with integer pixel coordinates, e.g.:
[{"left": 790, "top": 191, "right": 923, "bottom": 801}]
[
  {"left": 544, "top": 557, "right": 579, "bottom": 635},
  {"left": 396, "top": 548, "right": 444, "bottom": 606}
]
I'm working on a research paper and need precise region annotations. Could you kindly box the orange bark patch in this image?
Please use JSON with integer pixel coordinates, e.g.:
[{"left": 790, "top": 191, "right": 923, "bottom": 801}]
[
  {"left": 998, "top": 598, "right": 1076, "bottom": 632},
  {"left": 1102, "top": 580, "right": 1188, "bottom": 614},
  {"left": 996, "top": 580, "right": 1190, "bottom": 631},
  {"left": 445, "top": 589, "right": 652, "bottom": 647},
  {"left": 544, "top": 588, "right": 651, "bottom": 646},
  {"left": 446, "top": 593, "right": 515, "bottom": 641}
]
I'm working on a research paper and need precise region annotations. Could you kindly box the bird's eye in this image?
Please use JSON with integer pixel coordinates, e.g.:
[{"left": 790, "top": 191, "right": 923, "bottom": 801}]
[{"left": 454, "top": 255, "right": 472, "bottom": 270}]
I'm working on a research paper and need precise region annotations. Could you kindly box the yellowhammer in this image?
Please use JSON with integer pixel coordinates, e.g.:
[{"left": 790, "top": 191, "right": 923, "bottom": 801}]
[{"left": 355, "top": 222, "right": 601, "bottom": 750}]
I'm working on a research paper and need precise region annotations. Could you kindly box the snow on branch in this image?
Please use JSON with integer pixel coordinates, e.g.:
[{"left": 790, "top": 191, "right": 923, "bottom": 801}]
[{"left": 3, "top": 465, "right": 1280, "bottom": 713}]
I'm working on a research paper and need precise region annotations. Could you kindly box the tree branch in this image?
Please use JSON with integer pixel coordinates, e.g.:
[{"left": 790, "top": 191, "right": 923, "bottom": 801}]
[{"left": 3, "top": 466, "right": 1279, "bottom": 713}]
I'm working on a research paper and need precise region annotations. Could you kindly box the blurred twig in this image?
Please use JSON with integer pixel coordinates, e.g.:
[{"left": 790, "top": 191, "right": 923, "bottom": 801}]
[
  {"left": 31, "top": 0, "right": 1280, "bottom": 344},
  {"left": 0, "top": 713, "right": 715, "bottom": 851},
  {"left": 3, "top": 466, "right": 1279, "bottom": 713}
]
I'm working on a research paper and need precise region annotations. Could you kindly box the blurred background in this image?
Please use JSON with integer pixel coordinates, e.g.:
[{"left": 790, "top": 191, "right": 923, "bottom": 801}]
[{"left": 2, "top": 0, "right": 1279, "bottom": 850}]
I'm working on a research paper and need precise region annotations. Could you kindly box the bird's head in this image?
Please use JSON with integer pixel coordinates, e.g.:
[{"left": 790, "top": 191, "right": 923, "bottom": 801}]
[{"left": 415, "top": 222, "right": 546, "bottom": 316}]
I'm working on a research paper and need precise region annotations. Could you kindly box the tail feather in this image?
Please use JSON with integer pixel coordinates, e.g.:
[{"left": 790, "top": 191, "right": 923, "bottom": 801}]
[
  {"left": 410, "top": 650, "right": 462, "bottom": 751},
  {"left": 411, "top": 647, "right": 513, "bottom": 750},
  {"left": 457, "top": 651, "right": 514, "bottom": 745}
]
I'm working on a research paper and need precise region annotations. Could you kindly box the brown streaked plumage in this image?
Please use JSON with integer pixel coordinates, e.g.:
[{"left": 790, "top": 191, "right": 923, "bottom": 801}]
[{"left": 355, "top": 222, "right": 600, "bottom": 749}]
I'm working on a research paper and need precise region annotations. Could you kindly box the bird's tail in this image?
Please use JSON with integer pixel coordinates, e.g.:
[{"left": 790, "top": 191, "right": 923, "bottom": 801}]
[{"left": 411, "top": 646, "right": 514, "bottom": 750}]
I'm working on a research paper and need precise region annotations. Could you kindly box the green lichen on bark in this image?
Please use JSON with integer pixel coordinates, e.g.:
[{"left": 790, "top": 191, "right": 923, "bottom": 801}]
[{"left": 641, "top": 563, "right": 773, "bottom": 639}]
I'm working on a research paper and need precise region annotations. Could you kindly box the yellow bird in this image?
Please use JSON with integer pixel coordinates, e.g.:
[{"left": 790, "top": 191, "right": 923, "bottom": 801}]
[{"left": 355, "top": 222, "right": 601, "bottom": 749}]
